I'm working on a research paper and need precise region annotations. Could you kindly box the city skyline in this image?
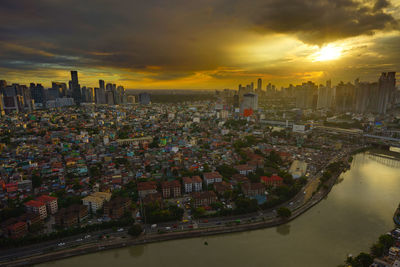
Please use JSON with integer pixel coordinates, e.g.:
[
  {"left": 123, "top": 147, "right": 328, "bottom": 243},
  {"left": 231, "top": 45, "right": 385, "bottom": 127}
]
[{"left": 1, "top": 0, "right": 400, "bottom": 89}]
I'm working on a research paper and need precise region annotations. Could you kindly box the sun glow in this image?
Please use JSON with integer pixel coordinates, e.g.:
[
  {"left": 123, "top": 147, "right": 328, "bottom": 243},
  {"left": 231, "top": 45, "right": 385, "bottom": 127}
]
[{"left": 313, "top": 45, "right": 343, "bottom": 62}]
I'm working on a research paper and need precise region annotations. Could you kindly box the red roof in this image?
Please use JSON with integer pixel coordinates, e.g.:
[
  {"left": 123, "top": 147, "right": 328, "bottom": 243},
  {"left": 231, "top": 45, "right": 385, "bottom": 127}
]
[
  {"left": 261, "top": 175, "right": 283, "bottom": 183},
  {"left": 192, "top": 176, "right": 202, "bottom": 183},
  {"left": 203, "top": 172, "right": 222, "bottom": 180},
  {"left": 36, "top": 195, "right": 57, "bottom": 203},
  {"left": 162, "top": 180, "right": 181, "bottom": 189},
  {"left": 25, "top": 200, "right": 45, "bottom": 208},
  {"left": 182, "top": 177, "right": 193, "bottom": 184},
  {"left": 8, "top": 221, "right": 26, "bottom": 231},
  {"left": 137, "top": 181, "right": 157, "bottom": 191}
]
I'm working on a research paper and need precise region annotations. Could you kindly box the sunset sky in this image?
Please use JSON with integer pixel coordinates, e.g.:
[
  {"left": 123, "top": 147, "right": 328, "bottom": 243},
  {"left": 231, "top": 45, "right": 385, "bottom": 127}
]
[{"left": 0, "top": 0, "right": 399, "bottom": 89}]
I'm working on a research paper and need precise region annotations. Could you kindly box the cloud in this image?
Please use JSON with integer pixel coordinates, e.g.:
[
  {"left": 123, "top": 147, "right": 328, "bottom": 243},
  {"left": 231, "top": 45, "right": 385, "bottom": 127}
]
[
  {"left": 251, "top": 0, "right": 398, "bottom": 45},
  {"left": 0, "top": 0, "right": 399, "bottom": 88}
]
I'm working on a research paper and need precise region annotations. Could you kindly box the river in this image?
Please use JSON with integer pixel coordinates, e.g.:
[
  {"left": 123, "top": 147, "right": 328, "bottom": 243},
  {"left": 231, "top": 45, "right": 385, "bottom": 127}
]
[{"left": 39, "top": 151, "right": 400, "bottom": 267}]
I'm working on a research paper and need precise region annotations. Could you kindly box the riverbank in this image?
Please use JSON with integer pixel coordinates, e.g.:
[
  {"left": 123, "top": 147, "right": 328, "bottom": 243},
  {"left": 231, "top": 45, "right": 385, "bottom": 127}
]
[
  {"left": 394, "top": 204, "right": 400, "bottom": 226},
  {"left": 4, "top": 159, "right": 347, "bottom": 267},
  {"left": 3, "top": 146, "right": 362, "bottom": 267}
]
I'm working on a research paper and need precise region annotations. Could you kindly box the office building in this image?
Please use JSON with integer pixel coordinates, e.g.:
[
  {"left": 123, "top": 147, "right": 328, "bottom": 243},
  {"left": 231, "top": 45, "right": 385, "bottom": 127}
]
[
  {"left": 70, "top": 70, "right": 81, "bottom": 105},
  {"left": 139, "top": 92, "right": 151, "bottom": 105},
  {"left": 377, "top": 72, "right": 396, "bottom": 114},
  {"left": 240, "top": 93, "right": 258, "bottom": 113}
]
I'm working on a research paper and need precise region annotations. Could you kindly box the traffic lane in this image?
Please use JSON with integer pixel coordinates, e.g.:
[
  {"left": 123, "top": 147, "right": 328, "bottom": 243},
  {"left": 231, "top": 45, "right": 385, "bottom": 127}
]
[{"left": 0, "top": 230, "right": 129, "bottom": 262}]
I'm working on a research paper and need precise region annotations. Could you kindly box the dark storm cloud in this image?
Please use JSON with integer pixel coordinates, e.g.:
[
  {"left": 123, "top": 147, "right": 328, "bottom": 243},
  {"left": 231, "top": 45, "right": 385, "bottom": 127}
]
[
  {"left": 0, "top": 0, "right": 399, "bottom": 81},
  {"left": 252, "top": 0, "right": 398, "bottom": 44},
  {"left": 0, "top": 0, "right": 235, "bottom": 74}
]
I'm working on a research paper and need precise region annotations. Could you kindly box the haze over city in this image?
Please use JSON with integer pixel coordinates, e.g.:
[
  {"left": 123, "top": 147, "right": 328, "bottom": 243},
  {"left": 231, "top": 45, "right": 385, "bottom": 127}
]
[{"left": 1, "top": 0, "right": 400, "bottom": 89}]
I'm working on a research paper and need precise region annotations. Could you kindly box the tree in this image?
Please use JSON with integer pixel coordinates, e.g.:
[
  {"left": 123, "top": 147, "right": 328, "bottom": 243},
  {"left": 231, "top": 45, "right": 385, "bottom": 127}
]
[
  {"left": 268, "top": 150, "right": 283, "bottom": 165},
  {"left": 128, "top": 224, "right": 143, "bottom": 237},
  {"left": 32, "top": 174, "right": 42, "bottom": 188},
  {"left": 216, "top": 164, "right": 238, "bottom": 179},
  {"left": 193, "top": 207, "right": 206, "bottom": 218},
  {"left": 277, "top": 207, "right": 291, "bottom": 219},
  {"left": 347, "top": 252, "right": 373, "bottom": 267},
  {"left": 378, "top": 234, "right": 394, "bottom": 250},
  {"left": 370, "top": 243, "right": 384, "bottom": 258}
]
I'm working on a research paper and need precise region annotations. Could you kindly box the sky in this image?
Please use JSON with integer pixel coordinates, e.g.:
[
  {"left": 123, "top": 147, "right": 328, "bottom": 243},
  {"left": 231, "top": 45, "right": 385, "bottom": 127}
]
[{"left": 0, "top": 0, "right": 399, "bottom": 89}]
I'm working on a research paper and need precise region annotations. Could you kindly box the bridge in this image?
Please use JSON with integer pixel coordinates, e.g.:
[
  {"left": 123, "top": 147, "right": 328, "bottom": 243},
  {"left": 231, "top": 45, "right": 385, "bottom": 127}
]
[{"left": 366, "top": 152, "right": 400, "bottom": 168}]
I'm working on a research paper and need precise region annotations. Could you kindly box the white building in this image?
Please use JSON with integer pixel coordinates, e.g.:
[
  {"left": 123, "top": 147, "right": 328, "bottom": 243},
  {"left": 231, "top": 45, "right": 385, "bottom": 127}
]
[
  {"left": 240, "top": 93, "right": 258, "bottom": 113},
  {"left": 289, "top": 160, "right": 308, "bottom": 178},
  {"left": 183, "top": 177, "right": 193, "bottom": 193},
  {"left": 192, "top": 176, "right": 203, "bottom": 192}
]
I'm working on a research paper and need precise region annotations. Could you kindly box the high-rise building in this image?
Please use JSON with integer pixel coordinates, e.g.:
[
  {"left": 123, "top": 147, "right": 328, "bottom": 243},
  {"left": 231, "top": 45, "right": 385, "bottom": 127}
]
[
  {"left": 317, "top": 80, "right": 335, "bottom": 110},
  {"left": 334, "top": 82, "right": 355, "bottom": 112},
  {"left": 240, "top": 93, "right": 258, "bottom": 113},
  {"left": 257, "top": 78, "right": 262, "bottom": 91},
  {"left": 99, "top": 80, "right": 105, "bottom": 90},
  {"left": 295, "top": 81, "right": 318, "bottom": 109},
  {"left": 138, "top": 92, "right": 151, "bottom": 105},
  {"left": 106, "top": 90, "right": 115, "bottom": 105},
  {"left": 376, "top": 72, "right": 396, "bottom": 114},
  {"left": 51, "top": 82, "right": 67, "bottom": 97},
  {"left": 127, "top": 95, "right": 136, "bottom": 104},
  {"left": 30, "top": 83, "right": 45, "bottom": 105},
  {"left": 233, "top": 94, "right": 240, "bottom": 108},
  {"left": 317, "top": 86, "right": 329, "bottom": 110},
  {"left": 0, "top": 80, "right": 7, "bottom": 93},
  {"left": 70, "top": 71, "right": 81, "bottom": 105},
  {"left": 354, "top": 81, "right": 375, "bottom": 113}
]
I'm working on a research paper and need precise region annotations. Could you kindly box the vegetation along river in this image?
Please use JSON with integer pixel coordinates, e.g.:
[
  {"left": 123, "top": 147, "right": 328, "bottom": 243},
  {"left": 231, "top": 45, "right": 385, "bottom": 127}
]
[{"left": 39, "top": 151, "right": 400, "bottom": 267}]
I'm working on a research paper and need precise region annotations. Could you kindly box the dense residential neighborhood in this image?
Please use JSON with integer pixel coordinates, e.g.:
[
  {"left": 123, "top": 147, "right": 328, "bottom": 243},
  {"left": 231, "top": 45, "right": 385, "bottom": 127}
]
[{"left": 0, "top": 97, "right": 382, "bottom": 244}]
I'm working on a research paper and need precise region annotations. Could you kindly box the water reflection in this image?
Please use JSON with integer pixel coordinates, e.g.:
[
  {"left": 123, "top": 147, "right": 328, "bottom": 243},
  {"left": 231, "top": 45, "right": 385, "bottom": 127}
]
[
  {"left": 37, "top": 151, "right": 400, "bottom": 267},
  {"left": 276, "top": 224, "right": 291, "bottom": 236},
  {"left": 128, "top": 245, "right": 145, "bottom": 258}
]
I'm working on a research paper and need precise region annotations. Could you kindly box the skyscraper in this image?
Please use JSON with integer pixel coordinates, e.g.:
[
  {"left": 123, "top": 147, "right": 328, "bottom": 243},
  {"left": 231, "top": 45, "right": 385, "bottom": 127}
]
[
  {"left": 377, "top": 72, "right": 396, "bottom": 114},
  {"left": 99, "top": 80, "right": 105, "bottom": 90},
  {"left": 334, "top": 82, "right": 355, "bottom": 112},
  {"left": 70, "top": 70, "right": 81, "bottom": 105},
  {"left": 257, "top": 78, "right": 262, "bottom": 91},
  {"left": 139, "top": 92, "right": 151, "bottom": 105},
  {"left": 240, "top": 93, "right": 258, "bottom": 113},
  {"left": 317, "top": 80, "right": 334, "bottom": 110},
  {"left": 30, "top": 83, "right": 45, "bottom": 105}
]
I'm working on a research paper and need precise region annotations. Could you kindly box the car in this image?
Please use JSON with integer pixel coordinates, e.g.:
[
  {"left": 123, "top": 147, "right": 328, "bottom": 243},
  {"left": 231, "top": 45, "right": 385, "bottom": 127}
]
[
  {"left": 58, "top": 242, "right": 65, "bottom": 246},
  {"left": 76, "top": 238, "right": 83, "bottom": 242},
  {"left": 202, "top": 219, "right": 209, "bottom": 223},
  {"left": 216, "top": 222, "right": 222, "bottom": 225},
  {"left": 173, "top": 224, "right": 178, "bottom": 228},
  {"left": 182, "top": 219, "right": 189, "bottom": 223},
  {"left": 84, "top": 235, "right": 91, "bottom": 239},
  {"left": 117, "top": 228, "right": 124, "bottom": 232},
  {"left": 165, "top": 227, "right": 171, "bottom": 231},
  {"left": 188, "top": 225, "right": 193, "bottom": 229},
  {"left": 289, "top": 202, "right": 294, "bottom": 205}
]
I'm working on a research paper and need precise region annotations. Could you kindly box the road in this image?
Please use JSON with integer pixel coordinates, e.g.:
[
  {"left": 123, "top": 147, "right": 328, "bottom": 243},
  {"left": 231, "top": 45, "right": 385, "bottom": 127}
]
[{"left": 0, "top": 150, "right": 353, "bottom": 266}]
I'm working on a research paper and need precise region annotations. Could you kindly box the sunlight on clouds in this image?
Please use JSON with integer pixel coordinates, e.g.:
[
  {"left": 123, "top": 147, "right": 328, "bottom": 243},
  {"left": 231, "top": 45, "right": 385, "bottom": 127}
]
[{"left": 312, "top": 44, "right": 343, "bottom": 62}]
